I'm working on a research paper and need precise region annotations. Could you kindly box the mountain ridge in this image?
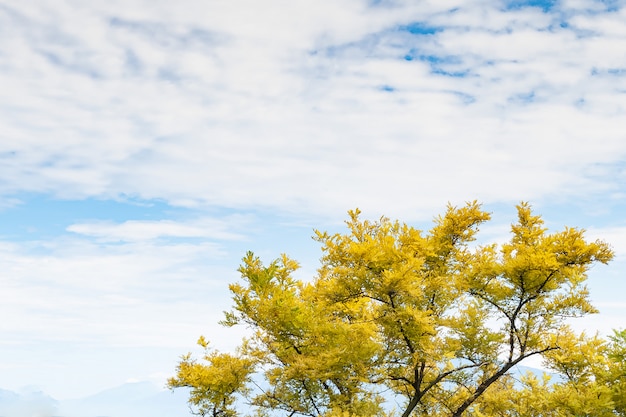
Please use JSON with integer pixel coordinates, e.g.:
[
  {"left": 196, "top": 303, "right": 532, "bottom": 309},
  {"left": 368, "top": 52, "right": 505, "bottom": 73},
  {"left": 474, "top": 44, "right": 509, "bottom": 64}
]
[{"left": 0, "top": 381, "right": 189, "bottom": 417}]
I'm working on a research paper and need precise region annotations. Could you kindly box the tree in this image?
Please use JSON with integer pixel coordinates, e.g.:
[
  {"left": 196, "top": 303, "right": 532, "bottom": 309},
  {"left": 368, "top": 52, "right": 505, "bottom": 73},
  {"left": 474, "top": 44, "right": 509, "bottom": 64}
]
[
  {"left": 471, "top": 328, "right": 626, "bottom": 417},
  {"left": 169, "top": 202, "right": 614, "bottom": 417},
  {"left": 471, "top": 330, "right": 615, "bottom": 417}
]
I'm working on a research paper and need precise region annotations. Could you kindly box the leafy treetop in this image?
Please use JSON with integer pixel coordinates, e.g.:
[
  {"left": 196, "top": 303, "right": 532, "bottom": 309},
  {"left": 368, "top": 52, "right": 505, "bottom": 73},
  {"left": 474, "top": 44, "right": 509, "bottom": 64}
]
[{"left": 169, "top": 202, "right": 614, "bottom": 417}]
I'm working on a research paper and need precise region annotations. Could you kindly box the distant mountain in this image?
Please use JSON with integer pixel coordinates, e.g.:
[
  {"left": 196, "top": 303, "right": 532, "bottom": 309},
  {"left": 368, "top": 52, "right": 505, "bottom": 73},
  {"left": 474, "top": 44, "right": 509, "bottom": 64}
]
[
  {"left": 511, "top": 365, "right": 564, "bottom": 385},
  {"left": 61, "top": 381, "right": 190, "bottom": 417},
  {"left": 0, "top": 389, "right": 19, "bottom": 405},
  {"left": 0, "top": 382, "right": 190, "bottom": 417},
  {"left": 0, "top": 388, "right": 59, "bottom": 417}
]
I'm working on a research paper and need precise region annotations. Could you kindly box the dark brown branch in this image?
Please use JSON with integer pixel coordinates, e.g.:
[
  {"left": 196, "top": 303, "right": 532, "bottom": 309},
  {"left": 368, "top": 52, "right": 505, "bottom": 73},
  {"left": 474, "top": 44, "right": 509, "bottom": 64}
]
[{"left": 450, "top": 347, "right": 558, "bottom": 417}]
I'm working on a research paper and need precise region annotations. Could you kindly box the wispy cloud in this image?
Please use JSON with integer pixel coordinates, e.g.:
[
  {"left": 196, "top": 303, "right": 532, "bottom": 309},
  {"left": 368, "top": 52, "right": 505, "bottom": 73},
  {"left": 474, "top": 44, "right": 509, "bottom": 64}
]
[
  {"left": 588, "top": 225, "right": 626, "bottom": 259},
  {"left": 0, "top": 0, "right": 624, "bottom": 220},
  {"left": 67, "top": 216, "right": 250, "bottom": 241},
  {"left": 0, "top": 232, "right": 243, "bottom": 346}
]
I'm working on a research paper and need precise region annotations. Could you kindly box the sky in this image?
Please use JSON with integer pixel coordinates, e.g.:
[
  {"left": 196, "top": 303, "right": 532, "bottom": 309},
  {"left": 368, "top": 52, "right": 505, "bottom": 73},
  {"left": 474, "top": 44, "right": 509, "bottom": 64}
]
[{"left": 1, "top": 0, "right": 626, "bottom": 403}]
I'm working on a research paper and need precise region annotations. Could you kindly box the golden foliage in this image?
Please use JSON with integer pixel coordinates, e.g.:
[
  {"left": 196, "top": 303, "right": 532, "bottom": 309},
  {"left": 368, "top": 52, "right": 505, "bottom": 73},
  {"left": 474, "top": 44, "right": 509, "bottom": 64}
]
[{"left": 170, "top": 202, "right": 617, "bottom": 417}]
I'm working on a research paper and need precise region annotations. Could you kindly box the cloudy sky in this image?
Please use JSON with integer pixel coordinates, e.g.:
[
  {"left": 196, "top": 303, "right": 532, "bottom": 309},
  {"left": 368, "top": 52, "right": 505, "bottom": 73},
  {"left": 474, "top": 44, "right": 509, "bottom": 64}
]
[{"left": 1, "top": 0, "right": 625, "bottom": 402}]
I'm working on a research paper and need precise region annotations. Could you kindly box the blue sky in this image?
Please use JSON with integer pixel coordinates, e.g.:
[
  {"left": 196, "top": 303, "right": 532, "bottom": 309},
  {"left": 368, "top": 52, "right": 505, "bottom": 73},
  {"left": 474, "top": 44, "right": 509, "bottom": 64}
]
[{"left": 1, "top": 0, "right": 626, "bottom": 407}]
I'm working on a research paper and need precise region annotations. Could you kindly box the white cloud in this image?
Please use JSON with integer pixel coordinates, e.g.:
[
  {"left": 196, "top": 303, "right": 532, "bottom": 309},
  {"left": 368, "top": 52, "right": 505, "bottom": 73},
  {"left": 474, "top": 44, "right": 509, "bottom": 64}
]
[
  {"left": 0, "top": 235, "right": 240, "bottom": 347},
  {"left": 0, "top": 0, "right": 625, "bottom": 221},
  {"left": 67, "top": 216, "right": 250, "bottom": 241},
  {"left": 587, "top": 226, "right": 626, "bottom": 260}
]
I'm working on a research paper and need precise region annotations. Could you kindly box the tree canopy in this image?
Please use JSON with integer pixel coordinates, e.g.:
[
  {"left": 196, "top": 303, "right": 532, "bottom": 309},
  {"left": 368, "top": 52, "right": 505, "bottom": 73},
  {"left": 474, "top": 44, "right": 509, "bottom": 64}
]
[{"left": 169, "top": 202, "right": 619, "bottom": 417}]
